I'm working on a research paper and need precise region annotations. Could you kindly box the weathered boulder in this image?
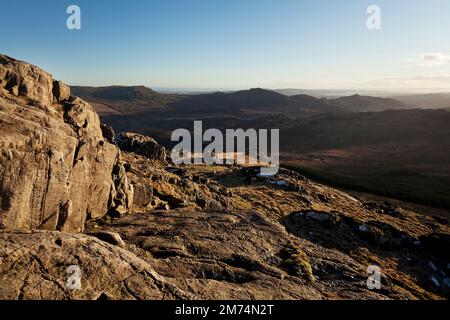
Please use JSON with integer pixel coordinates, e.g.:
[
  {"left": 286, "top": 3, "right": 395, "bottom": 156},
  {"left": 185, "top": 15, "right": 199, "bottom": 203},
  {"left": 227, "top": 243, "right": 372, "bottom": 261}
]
[
  {"left": 0, "top": 230, "right": 191, "bottom": 300},
  {"left": 0, "top": 55, "right": 53, "bottom": 105},
  {"left": 0, "top": 54, "right": 133, "bottom": 232},
  {"left": 115, "top": 132, "right": 166, "bottom": 163}
]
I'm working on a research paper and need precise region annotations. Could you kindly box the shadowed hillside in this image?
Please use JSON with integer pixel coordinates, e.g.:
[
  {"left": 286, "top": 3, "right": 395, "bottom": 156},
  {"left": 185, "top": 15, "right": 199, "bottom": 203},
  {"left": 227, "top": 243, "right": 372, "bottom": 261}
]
[{"left": 281, "top": 109, "right": 450, "bottom": 209}]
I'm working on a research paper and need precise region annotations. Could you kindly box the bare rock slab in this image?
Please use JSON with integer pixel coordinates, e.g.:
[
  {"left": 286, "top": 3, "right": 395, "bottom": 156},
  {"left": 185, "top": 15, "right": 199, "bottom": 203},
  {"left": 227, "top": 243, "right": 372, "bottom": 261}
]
[{"left": 0, "top": 230, "right": 191, "bottom": 300}]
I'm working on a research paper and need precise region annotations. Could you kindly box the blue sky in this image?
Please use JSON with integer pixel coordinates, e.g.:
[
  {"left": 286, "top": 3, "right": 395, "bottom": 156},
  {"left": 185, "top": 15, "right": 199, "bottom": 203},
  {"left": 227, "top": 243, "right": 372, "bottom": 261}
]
[{"left": 1, "top": 0, "right": 450, "bottom": 92}]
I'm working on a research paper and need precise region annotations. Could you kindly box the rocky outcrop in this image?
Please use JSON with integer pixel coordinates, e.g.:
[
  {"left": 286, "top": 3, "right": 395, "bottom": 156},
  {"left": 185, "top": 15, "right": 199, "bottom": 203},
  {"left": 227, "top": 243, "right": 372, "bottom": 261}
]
[
  {"left": 120, "top": 152, "right": 232, "bottom": 213},
  {"left": 0, "top": 230, "right": 190, "bottom": 299},
  {"left": 0, "top": 55, "right": 54, "bottom": 105},
  {"left": 0, "top": 54, "right": 133, "bottom": 232},
  {"left": 116, "top": 132, "right": 167, "bottom": 163}
]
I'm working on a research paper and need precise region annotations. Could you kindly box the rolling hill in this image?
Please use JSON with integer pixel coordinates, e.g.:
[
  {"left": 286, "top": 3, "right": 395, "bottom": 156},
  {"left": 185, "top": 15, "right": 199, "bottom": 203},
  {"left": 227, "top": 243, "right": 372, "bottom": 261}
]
[
  {"left": 71, "top": 85, "right": 180, "bottom": 115},
  {"left": 72, "top": 86, "right": 347, "bottom": 118},
  {"left": 327, "top": 94, "right": 413, "bottom": 112}
]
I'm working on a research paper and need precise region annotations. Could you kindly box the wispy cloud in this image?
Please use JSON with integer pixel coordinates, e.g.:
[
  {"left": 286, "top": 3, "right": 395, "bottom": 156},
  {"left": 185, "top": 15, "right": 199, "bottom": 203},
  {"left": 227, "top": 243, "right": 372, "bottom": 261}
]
[{"left": 405, "top": 53, "right": 450, "bottom": 67}]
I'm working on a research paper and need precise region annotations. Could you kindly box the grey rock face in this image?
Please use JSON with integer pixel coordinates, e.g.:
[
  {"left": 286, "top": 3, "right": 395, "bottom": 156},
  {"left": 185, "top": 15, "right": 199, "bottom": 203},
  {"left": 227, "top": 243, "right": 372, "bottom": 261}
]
[{"left": 0, "top": 54, "right": 133, "bottom": 232}]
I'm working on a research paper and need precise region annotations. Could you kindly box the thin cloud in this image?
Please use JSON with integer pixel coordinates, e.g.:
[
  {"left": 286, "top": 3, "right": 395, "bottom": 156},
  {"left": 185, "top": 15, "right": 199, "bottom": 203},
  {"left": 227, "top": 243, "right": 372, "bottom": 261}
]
[{"left": 405, "top": 53, "right": 450, "bottom": 67}]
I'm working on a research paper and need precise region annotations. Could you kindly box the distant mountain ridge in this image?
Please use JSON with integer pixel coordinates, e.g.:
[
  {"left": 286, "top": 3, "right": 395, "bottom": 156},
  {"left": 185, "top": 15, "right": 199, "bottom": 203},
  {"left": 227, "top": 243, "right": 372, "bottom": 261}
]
[
  {"left": 72, "top": 85, "right": 162, "bottom": 101},
  {"left": 275, "top": 88, "right": 398, "bottom": 98},
  {"left": 72, "top": 85, "right": 416, "bottom": 118},
  {"left": 168, "top": 88, "right": 347, "bottom": 117}
]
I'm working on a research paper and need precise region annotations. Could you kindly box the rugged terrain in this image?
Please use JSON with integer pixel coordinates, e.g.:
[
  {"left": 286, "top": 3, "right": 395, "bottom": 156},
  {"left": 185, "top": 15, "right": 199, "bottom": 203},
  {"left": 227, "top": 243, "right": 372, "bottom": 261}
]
[{"left": 1, "top": 55, "right": 449, "bottom": 300}]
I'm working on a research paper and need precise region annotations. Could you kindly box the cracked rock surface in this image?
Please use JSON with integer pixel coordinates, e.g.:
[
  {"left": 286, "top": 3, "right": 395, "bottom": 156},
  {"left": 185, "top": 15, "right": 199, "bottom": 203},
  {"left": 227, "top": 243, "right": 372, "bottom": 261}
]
[
  {"left": 0, "top": 54, "right": 133, "bottom": 232},
  {"left": 0, "top": 230, "right": 191, "bottom": 300}
]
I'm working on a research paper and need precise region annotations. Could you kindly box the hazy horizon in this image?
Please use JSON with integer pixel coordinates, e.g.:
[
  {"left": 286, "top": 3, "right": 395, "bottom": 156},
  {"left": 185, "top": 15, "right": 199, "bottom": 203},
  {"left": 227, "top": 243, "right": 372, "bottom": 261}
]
[{"left": 69, "top": 84, "right": 450, "bottom": 96}]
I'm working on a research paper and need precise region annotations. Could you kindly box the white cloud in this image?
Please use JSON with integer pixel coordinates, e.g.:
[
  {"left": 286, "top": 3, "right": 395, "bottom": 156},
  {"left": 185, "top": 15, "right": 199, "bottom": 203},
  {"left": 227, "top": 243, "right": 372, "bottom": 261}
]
[{"left": 405, "top": 53, "right": 450, "bottom": 67}]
